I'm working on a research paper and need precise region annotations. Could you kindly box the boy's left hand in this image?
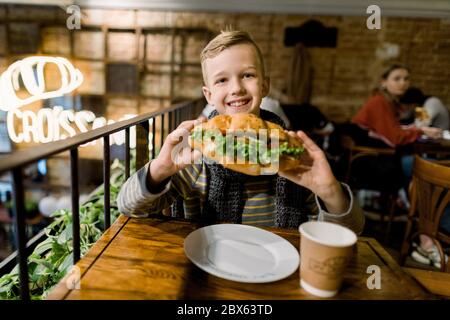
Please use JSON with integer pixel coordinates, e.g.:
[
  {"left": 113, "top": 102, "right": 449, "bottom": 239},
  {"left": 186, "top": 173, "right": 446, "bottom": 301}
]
[{"left": 278, "top": 131, "right": 349, "bottom": 214}]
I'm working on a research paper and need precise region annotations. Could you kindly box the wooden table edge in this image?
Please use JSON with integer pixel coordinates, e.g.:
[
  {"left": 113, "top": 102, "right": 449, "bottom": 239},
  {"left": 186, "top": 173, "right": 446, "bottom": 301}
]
[
  {"left": 363, "top": 238, "right": 434, "bottom": 299},
  {"left": 403, "top": 267, "right": 450, "bottom": 299},
  {"left": 45, "top": 214, "right": 130, "bottom": 300}
]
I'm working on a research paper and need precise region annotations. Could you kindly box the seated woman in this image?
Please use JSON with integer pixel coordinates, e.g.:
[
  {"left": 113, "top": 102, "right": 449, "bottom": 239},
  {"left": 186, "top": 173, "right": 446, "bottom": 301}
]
[
  {"left": 346, "top": 65, "right": 411, "bottom": 193},
  {"left": 351, "top": 64, "right": 442, "bottom": 190},
  {"left": 352, "top": 64, "right": 442, "bottom": 148}
]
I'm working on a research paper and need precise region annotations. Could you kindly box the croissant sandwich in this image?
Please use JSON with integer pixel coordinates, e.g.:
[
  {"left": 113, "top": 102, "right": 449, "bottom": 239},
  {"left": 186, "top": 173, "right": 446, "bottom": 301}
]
[{"left": 189, "top": 113, "right": 305, "bottom": 176}]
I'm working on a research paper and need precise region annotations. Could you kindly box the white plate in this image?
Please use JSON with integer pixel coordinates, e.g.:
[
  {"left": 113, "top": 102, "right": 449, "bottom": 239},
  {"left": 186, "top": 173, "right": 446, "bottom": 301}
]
[{"left": 184, "top": 224, "right": 300, "bottom": 283}]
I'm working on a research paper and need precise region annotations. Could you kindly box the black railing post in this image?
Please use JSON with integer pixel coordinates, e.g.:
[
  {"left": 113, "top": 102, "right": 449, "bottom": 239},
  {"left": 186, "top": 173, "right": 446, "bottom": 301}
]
[
  {"left": 173, "top": 110, "right": 176, "bottom": 130},
  {"left": 173, "top": 110, "right": 179, "bottom": 129},
  {"left": 168, "top": 111, "right": 173, "bottom": 133},
  {"left": 12, "top": 168, "right": 30, "bottom": 301},
  {"left": 160, "top": 114, "right": 165, "bottom": 150},
  {"left": 136, "top": 121, "right": 149, "bottom": 170},
  {"left": 151, "top": 118, "right": 156, "bottom": 159},
  {"left": 125, "top": 127, "right": 130, "bottom": 180},
  {"left": 70, "top": 148, "right": 80, "bottom": 263},
  {"left": 103, "top": 136, "right": 110, "bottom": 230}
]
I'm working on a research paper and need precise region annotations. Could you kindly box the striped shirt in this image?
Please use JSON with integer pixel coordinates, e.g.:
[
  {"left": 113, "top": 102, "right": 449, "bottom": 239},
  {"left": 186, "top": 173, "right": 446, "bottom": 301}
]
[{"left": 117, "top": 162, "right": 365, "bottom": 234}]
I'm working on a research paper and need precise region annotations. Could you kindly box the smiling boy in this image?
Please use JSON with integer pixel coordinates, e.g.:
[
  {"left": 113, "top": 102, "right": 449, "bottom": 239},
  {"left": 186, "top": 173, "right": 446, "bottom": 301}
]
[
  {"left": 200, "top": 34, "right": 268, "bottom": 116},
  {"left": 117, "top": 31, "right": 364, "bottom": 233}
]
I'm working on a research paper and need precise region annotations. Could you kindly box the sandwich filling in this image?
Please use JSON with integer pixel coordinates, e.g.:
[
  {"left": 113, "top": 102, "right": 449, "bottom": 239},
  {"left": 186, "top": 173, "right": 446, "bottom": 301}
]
[{"left": 190, "top": 127, "right": 305, "bottom": 165}]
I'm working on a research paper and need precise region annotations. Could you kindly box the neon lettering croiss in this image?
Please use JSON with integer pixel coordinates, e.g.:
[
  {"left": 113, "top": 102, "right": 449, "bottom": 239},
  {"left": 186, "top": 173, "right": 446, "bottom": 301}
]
[{"left": 7, "top": 106, "right": 138, "bottom": 147}]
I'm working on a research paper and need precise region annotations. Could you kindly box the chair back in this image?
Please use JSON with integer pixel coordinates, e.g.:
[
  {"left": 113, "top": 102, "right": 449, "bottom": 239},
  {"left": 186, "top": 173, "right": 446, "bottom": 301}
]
[
  {"left": 340, "top": 133, "right": 397, "bottom": 190},
  {"left": 339, "top": 132, "right": 400, "bottom": 244},
  {"left": 411, "top": 156, "right": 450, "bottom": 238}
]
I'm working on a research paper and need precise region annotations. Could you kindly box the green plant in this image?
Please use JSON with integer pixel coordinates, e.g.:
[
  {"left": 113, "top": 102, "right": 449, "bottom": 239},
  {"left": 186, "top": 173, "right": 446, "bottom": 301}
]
[{"left": 0, "top": 159, "right": 130, "bottom": 300}]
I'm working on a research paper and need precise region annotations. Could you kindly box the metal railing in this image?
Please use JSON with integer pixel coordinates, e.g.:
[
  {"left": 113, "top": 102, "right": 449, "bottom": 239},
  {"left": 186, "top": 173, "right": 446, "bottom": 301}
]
[{"left": 0, "top": 97, "right": 205, "bottom": 300}]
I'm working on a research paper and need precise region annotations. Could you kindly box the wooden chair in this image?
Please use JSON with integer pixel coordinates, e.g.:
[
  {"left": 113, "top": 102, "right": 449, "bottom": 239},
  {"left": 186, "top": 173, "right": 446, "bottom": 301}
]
[
  {"left": 340, "top": 134, "right": 396, "bottom": 183},
  {"left": 400, "top": 156, "right": 450, "bottom": 272},
  {"left": 340, "top": 134, "right": 400, "bottom": 243}
]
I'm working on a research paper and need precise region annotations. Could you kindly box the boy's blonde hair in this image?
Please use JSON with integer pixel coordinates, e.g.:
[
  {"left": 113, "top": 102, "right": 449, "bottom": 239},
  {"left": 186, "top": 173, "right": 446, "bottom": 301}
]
[{"left": 200, "top": 30, "right": 265, "bottom": 84}]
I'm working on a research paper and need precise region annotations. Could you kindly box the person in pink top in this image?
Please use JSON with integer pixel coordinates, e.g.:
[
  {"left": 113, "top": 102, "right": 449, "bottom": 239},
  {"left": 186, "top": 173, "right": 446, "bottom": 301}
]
[
  {"left": 352, "top": 64, "right": 441, "bottom": 147},
  {"left": 348, "top": 64, "right": 441, "bottom": 193}
]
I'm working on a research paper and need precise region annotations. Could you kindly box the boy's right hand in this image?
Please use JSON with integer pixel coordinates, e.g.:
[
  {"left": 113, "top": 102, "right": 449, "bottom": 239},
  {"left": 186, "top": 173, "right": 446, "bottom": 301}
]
[{"left": 148, "top": 119, "right": 205, "bottom": 187}]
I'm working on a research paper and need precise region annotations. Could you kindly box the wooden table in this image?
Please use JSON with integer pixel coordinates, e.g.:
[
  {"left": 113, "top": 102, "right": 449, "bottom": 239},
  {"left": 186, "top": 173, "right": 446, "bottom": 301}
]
[
  {"left": 403, "top": 267, "right": 450, "bottom": 299},
  {"left": 414, "top": 138, "right": 450, "bottom": 156},
  {"left": 47, "top": 215, "right": 432, "bottom": 300}
]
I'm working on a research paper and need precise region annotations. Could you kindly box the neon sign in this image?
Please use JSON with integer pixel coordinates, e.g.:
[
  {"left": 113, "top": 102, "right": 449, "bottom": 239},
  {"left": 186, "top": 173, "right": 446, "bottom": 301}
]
[
  {"left": 0, "top": 56, "right": 139, "bottom": 147},
  {"left": 0, "top": 56, "right": 83, "bottom": 112}
]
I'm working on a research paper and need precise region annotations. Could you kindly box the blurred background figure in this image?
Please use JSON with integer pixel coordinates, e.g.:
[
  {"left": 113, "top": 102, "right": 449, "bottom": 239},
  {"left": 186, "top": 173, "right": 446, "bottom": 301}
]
[
  {"left": 282, "top": 102, "right": 334, "bottom": 152},
  {"left": 352, "top": 64, "right": 441, "bottom": 148},
  {"left": 350, "top": 65, "right": 442, "bottom": 188},
  {"left": 400, "top": 87, "right": 449, "bottom": 130}
]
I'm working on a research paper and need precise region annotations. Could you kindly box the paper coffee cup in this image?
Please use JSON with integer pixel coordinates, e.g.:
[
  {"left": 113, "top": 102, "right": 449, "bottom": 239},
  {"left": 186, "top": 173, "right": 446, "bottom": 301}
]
[{"left": 298, "top": 221, "right": 357, "bottom": 298}]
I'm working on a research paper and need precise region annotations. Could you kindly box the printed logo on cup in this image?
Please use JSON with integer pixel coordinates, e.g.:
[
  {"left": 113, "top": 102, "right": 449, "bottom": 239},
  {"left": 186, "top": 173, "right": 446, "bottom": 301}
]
[{"left": 309, "top": 256, "right": 351, "bottom": 278}]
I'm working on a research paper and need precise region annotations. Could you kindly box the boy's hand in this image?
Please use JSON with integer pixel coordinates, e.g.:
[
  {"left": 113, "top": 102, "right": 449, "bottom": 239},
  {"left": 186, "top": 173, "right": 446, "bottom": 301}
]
[
  {"left": 278, "top": 131, "right": 349, "bottom": 214},
  {"left": 148, "top": 119, "right": 205, "bottom": 187}
]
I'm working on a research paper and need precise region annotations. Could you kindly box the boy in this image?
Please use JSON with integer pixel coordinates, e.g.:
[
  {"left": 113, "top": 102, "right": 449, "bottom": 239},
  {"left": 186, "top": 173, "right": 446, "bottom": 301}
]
[{"left": 117, "top": 31, "right": 364, "bottom": 234}]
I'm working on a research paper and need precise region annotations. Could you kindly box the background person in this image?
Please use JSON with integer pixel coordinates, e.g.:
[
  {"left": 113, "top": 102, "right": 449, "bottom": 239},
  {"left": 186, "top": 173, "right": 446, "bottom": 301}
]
[
  {"left": 400, "top": 87, "right": 449, "bottom": 131},
  {"left": 352, "top": 64, "right": 441, "bottom": 148}
]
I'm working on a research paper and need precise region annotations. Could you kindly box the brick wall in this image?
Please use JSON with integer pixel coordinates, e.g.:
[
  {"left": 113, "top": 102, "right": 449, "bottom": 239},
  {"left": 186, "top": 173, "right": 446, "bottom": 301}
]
[
  {"left": 1, "top": 6, "right": 449, "bottom": 123},
  {"left": 225, "top": 13, "right": 449, "bottom": 123},
  {"left": 83, "top": 9, "right": 450, "bottom": 122}
]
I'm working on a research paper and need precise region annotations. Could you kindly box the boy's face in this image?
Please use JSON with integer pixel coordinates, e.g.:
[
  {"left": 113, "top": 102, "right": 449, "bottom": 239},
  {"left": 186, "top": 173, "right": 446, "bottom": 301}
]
[{"left": 202, "top": 44, "right": 269, "bottom": 116}]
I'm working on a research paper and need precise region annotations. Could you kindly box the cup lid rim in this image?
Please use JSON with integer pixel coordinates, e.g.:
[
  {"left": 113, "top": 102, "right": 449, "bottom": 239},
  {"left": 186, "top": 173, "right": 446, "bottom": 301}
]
[{"left": 298, "top": 221, "right": 357, "bottom": 247}]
